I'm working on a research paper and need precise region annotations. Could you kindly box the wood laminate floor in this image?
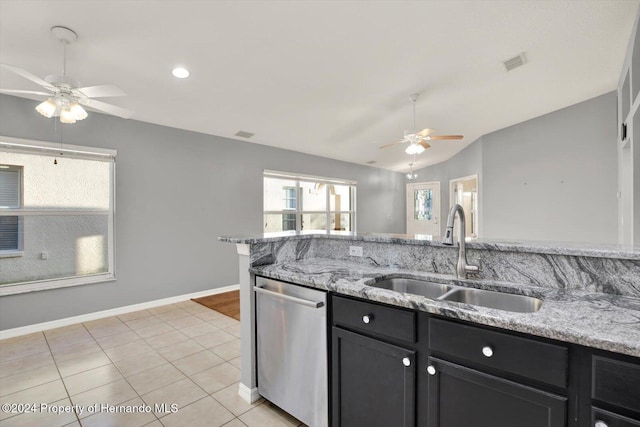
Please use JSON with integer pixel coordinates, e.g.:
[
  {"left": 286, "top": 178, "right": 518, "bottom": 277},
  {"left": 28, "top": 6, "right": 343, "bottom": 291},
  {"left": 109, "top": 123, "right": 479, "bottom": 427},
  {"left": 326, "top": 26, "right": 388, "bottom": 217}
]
[{"left": 192, "top": 291, "right": 240, "bottom": 321}]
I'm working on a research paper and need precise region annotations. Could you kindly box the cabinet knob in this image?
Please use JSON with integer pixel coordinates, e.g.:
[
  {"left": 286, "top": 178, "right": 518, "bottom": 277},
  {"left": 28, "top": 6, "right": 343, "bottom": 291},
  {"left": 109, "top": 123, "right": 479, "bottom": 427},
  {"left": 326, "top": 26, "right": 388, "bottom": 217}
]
[
  {"left": 482, "top": 346, "right": 494, "bottom": 358},
  {"left": 427, "top": 365, "right": 436, "bottom": 375},
  {"left": 402, "top": 357, "right": 411, "bottom": 367},
  {"left": 595, "top": 421, "right": 608, "bottom": 427},
  {"left": 362, "top": 314, "right": 373, "bottom": 324}
]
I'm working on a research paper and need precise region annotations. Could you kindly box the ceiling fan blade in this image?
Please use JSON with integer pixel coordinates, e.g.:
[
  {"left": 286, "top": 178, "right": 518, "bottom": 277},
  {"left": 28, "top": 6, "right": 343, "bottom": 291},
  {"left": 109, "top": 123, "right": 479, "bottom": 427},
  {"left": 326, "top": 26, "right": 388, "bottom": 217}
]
[
  {"left": 78, "top": 98, "right": 134, "bottom": 119},
  {"left": 416, "top": 128, "right": 436, "bottom": 137},
  {"left": 418, "top": 141, "right": 431, "bottom": 149},
  {"left": 427, "top": 135, "right": 464, "bottom": 140},
  {"left": 0, "top": 64, "right": 55, "bottom": 91},
  {"left": 379, "top": 140, "right": 405, "bottom": 149},
  {"left": 0, "top": 88, "right": 50, "bottom": 96},
  {"left": 74, "top": 84, "right": 126, "bottom": 98}
]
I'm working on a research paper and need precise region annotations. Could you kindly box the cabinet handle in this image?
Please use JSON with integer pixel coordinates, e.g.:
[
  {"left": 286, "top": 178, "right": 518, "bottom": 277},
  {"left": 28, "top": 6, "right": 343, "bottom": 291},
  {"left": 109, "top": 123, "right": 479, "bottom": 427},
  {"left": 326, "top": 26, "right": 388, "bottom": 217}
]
[
  {"left": 362, "top": 314, "right": 373, "bottom": 324},
  {"left": 427, "top": 365, "right": 436, "bottom": 375},
  {"left": 595, "top": 421, "right": 608, "bottom": 427},
  {"left": 402, "top": 357, "right": 411, "bottom": 367},
  {"left": 482, "top": 346, "right": 494, "bottom": 357}
]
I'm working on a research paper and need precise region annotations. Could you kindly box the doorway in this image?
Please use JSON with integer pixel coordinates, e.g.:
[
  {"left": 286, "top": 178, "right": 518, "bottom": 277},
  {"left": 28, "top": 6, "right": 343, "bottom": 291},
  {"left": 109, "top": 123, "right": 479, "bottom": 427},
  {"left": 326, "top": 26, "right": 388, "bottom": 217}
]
[
  {"left": 406, "top": 181, "right": 441, "bottom": 236},
  {"left": 449, "top": 174, "right": 479, "bottom": 239}
]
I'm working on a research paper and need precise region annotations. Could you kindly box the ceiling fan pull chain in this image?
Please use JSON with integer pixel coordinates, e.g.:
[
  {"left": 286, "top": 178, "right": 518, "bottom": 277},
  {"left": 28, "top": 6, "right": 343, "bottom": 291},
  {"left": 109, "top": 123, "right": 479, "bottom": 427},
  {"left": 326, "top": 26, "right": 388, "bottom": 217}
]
[{"left": 61, "top": 40, "right": 67, "bottom": 76}]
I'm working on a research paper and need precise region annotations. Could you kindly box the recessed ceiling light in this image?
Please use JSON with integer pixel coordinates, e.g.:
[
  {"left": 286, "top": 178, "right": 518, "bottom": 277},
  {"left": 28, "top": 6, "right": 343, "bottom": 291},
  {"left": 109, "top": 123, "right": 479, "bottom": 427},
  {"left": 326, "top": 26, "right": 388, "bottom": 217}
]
[{"left": 171, "top": 67, "right": 190, "bottom": 79}]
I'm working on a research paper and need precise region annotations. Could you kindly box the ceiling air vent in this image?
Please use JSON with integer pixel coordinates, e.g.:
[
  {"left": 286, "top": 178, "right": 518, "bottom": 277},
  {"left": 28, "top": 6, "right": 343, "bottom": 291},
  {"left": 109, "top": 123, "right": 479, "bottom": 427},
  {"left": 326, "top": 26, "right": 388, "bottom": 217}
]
[
  {"left": 503, "top": 52, "right": 527, "bottom": 71},
  {"left": 235, "top": 131, "right": 254, "bottom": 138}
]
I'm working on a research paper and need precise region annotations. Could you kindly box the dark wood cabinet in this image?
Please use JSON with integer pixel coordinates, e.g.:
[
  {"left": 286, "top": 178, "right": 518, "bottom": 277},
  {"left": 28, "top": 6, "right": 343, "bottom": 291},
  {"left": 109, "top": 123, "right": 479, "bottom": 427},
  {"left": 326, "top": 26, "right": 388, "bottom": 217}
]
[
  {"left": 329, "top": 293, "right": 640, "bottom": 427},
  {"left": 426, "top": 356, "right": 567, "bottom": 427},
  {"left": 585, "top": 352, "right": 640, "bottom": 427},
  {"left": 332, "top": 295, "right": 416, "bottom": 343},
  {"left": 428, "top": 317, "right": 569, "bottom": 389},
  {"left": 425, "top": 317, "right": 570, "bottom": 427},
  {"left": 331, "top": 326, "right": 416, "bottom": 427},
  {"left": 592, "top": 355, "right": 640, "bottom": 415},
  {"left": 592, "top": 408, "right": 640, "bottom": 427}
]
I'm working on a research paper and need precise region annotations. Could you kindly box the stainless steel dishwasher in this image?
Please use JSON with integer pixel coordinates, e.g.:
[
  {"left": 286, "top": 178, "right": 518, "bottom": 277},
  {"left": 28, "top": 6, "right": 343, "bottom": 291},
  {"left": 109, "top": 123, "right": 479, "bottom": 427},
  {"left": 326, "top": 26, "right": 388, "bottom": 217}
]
[{"left": 254, "top": 276, "right": 328, "bottom": 427}]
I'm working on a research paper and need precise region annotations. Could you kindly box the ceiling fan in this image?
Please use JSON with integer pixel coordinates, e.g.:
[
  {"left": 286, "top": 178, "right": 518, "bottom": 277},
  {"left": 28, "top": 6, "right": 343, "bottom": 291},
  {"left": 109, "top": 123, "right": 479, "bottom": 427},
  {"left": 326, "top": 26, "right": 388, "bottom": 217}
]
[
  {"left": 380, "top": 93, "right": 463, "bottom": 154},
  {"left": 0, "top": 26, "right": 134, "bottom": 123}
]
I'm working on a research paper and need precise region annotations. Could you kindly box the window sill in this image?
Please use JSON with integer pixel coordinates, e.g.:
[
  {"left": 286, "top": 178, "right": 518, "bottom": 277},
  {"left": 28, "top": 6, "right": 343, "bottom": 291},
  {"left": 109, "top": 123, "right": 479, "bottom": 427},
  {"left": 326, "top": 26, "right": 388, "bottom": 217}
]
[
  {"left": 0, "top": 273, "right": 116, "bottom": 296},
  {"left": 0, "top": 250, "right": 24, "bottom": 259}
]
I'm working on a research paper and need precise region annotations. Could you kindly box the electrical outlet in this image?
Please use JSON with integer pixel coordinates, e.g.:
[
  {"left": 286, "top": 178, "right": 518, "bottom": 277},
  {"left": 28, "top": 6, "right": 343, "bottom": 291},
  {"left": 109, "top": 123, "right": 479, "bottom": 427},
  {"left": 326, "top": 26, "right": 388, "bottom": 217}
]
[
  {"left": 40, "top": 251, "right": 48, "bottom": 260},
  {"left": 349, "top": 246, "right": 363, "bottom": 257}
]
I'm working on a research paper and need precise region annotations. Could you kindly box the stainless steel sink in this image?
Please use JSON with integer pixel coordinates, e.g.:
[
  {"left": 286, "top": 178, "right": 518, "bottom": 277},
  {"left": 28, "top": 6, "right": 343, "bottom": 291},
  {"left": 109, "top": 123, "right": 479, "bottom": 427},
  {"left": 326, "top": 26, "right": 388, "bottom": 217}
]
[
  {"left": 371, "top": 278, "right": 453, "bottom": 299},
  {"left": 439, "top": 288, "right": 543, "bottom": 313}
]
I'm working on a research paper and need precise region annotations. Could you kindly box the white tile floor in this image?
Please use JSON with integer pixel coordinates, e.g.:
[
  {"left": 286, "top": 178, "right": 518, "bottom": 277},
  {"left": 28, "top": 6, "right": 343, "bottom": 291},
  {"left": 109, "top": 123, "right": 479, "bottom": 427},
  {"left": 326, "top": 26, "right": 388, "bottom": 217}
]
[{"left": 0, "top": 300, "right": 305, "bottom": 427}]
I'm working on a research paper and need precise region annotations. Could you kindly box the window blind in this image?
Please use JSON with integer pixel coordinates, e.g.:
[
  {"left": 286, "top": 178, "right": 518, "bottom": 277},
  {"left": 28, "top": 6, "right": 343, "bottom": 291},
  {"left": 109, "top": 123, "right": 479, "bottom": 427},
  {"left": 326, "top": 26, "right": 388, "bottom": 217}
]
[{"left": 0, "top": 168, "right": 20, "bottom": 208}]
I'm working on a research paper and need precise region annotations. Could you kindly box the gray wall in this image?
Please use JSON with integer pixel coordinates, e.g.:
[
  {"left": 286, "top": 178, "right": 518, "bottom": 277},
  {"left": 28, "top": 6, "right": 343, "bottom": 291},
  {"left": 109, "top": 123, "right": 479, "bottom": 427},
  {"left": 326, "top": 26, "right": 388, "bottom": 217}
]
[
  {"left": 0, "top": 94, "right": 406, "bottom": 329},
  {"left": 413, "top": 137, "right": 483, "bottom": 236},
  {"left": 416, "top": 91, "right": 618, "bottom": 243}
]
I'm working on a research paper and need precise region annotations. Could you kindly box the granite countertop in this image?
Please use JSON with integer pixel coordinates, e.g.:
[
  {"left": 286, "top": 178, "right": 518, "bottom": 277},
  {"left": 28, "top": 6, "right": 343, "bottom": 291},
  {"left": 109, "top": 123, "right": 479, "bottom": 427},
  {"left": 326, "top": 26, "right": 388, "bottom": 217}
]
[
  {"left": 250, "top": 257, "right": 640, "bottom": 358},
  {"left": 220, "top": 231, "right": 640, "bottom": 260}
]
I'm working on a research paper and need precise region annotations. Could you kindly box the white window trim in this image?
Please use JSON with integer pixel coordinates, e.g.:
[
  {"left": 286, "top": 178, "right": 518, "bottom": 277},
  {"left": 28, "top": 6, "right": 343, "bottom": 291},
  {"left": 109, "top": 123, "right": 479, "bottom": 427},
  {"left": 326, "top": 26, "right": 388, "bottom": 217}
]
[
  {"left": 0, "top": 136, "right": 117, "bottom": 296},
  {"left": 0, "top": 274, "right": 116, "bottom": 296},
  {"left": 0, "top": 250, "right": 24, "bottom": 259},
  {"left": 263, "top": 170, "right": 357, "bottom": 232},
  {"left": 0, "top": 164, "right": 23, "bottom": 253}
]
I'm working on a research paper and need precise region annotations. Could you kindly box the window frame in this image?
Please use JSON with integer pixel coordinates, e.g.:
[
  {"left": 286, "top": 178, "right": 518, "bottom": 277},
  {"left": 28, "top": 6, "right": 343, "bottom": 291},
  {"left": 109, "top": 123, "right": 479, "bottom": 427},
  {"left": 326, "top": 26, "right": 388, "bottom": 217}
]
[
  {"left": 0, "top": 136, "right": 117, "bottom": 296},
  {"left": 0, "top": 164, "right": 24, "bottom": 257},
  {"left": 263, "top": 170, "right": 357, "bottom": 233}
]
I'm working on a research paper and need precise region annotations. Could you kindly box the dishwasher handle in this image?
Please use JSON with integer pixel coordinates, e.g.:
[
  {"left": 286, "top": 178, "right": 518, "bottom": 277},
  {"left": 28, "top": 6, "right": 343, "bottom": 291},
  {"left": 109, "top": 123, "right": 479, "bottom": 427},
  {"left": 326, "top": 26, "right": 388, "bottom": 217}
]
[{"left": 254, "top": 285, "right": 325, "bottom": 309}]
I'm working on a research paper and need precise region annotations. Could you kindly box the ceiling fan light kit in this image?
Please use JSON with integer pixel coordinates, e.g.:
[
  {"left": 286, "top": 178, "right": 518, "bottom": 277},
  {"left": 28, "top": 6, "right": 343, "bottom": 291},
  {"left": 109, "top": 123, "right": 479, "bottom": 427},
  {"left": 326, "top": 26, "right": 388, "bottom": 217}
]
[
  {"left": 405, "top": 143, "right": 425, "bottom": 155},
  {"left": 35, "top": 98, "right": 57, "bottom": 118},
  {"left": 36, "top": 96, "right": 88, "bottom": 123},
  {"left": 0, "top": 26, "right": 134, "bottom": 124},
  {"left": 380, "top": 93, "right": 463, "bottom": 156}
]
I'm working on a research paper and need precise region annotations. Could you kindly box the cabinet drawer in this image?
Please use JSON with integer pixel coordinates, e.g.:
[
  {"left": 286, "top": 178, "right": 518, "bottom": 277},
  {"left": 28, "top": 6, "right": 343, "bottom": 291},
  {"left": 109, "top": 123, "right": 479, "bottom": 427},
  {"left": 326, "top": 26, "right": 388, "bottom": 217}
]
[
  {"left": 428, "top": 317, "right": 568, "bottom": 388},
  {"left": 332, "top": 296, "right": 416, "bottom": 343},
  {"left": 592, "top": 355, "right": 640, "bottom": 414},
  {"left": 592, "top": 407, "right": 640, "bottom": 427}
]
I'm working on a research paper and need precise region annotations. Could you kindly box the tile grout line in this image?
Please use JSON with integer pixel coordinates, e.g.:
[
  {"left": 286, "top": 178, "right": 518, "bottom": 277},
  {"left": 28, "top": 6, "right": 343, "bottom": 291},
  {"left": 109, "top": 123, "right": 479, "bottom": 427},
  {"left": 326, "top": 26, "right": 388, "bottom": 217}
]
[
  {"left": 42, "top": 330, "right": 82, "bottom": 426},
  {"left": 2, "top": 302, "right": 245, "bottom": 427}
]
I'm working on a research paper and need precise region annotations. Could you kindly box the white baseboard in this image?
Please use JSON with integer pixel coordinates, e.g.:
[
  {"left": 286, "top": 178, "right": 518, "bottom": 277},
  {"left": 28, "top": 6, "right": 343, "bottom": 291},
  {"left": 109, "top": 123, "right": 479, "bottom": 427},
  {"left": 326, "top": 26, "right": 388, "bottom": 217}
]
[
  {"left": 238, "top": 382, "right": 261, "bottom": 404},
  {"left": 0, "top": 284, "right": 240, "bottom": 340}
]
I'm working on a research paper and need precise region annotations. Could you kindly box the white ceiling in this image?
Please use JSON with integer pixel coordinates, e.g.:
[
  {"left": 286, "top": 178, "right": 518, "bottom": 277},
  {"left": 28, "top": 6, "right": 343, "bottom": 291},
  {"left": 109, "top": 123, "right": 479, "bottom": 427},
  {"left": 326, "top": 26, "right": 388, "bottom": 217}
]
[{"left": 0, "top": 0, "right": 637, "bottom": 172}]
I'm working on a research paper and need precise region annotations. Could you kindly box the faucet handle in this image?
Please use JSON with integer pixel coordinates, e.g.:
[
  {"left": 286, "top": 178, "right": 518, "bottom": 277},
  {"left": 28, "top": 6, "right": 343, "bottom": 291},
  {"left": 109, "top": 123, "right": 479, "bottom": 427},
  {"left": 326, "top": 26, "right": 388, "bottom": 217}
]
[{"left": 466, "top": 264, "right": 480, "bottom": 274}]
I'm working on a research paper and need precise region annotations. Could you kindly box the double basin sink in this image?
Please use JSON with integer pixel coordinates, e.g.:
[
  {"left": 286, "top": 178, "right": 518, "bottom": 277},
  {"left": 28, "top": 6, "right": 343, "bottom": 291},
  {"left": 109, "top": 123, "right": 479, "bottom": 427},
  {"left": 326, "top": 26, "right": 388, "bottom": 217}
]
[{"left": 371, "top": 277, "right": 542, "bottom": 313}]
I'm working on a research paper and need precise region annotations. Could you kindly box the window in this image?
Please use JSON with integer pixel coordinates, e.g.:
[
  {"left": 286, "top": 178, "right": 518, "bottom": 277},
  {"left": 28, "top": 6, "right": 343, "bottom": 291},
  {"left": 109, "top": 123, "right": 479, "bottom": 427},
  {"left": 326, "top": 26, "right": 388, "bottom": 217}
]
[
  {"left": 0, "top": 165, "right": 22, "bottom": 252},
  {"left": 263, "top": 170, "right": 356, "bottom": 232},
  {"left": 284, "top": 187, "right": 297, "bottom": 210},
  {"left": 0, "top": 136, "right": 116, "bottom": 295},
  {"left": 281, "top": 187, "right": 297, "bottom": 231}
]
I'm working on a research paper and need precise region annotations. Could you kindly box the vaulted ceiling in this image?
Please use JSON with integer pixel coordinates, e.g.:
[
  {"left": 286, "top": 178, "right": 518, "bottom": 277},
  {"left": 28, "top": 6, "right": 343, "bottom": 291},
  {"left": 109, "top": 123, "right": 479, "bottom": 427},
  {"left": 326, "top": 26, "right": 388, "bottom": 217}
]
[{"left": 0, "top": 0, "right": 637, "bottom": 172}]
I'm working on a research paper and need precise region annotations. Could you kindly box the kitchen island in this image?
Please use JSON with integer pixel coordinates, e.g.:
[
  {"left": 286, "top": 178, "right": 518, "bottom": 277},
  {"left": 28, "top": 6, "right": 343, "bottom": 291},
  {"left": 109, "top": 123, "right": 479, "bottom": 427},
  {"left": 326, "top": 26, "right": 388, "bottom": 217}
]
[{"left": 220, "top": 231, "right": 640, "bottom": 426}]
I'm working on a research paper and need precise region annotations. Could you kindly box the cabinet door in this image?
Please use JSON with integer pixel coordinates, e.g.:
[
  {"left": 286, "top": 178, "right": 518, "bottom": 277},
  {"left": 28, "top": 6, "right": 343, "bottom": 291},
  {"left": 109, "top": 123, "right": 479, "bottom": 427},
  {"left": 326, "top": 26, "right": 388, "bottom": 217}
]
[
  {"left": 592, "top": 407, "right": 640, "bottom": 427},
  {"left": 332, "top": 327, "right": 415, "bottom": 427},
  {"left": 427, "top": 357, "right": 567, "bottom": 427}
]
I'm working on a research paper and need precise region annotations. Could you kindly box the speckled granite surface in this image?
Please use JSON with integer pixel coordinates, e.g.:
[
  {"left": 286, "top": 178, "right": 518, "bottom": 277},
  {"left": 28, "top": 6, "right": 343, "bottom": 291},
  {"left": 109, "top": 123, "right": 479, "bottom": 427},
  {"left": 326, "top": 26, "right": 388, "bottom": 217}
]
[
  {"left": 246, "top": 237, "right": 640, "bottom": 297},
  {"left": 251, "top": 258, "right": 640, "bottom": 358},
  {"left": 219, "top": 231, "right": 640, "bottom": 260},
  {"left": 221, "top": 232, "right": 640, "bottom": 357}
]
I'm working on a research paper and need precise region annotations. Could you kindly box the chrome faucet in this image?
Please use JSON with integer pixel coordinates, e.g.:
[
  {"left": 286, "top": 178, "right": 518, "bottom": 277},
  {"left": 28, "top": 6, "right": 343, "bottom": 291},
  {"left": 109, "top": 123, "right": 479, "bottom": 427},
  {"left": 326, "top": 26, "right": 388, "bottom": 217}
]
[{"left": 442, "top": 204, "right": 479, "bottom": 279}]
